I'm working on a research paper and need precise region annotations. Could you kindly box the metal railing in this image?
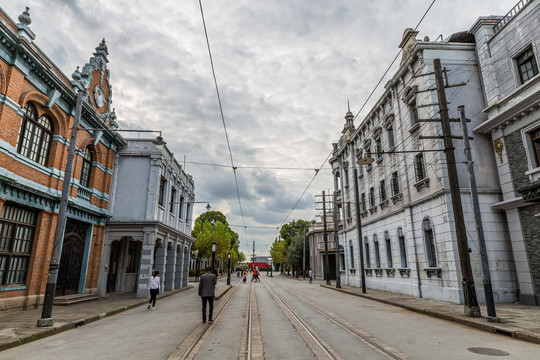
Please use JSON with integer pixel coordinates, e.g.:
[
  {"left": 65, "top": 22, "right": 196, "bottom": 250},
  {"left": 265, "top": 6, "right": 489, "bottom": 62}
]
[{"left": 493, "top": 0, "right": 531, "bottom": 33}]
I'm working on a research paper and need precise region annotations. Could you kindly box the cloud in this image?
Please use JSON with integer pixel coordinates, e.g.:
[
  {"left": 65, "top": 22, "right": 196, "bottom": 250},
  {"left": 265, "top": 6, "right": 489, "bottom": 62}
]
[{"left": 3, "top": 0, "right": 520, "bottom": 255}]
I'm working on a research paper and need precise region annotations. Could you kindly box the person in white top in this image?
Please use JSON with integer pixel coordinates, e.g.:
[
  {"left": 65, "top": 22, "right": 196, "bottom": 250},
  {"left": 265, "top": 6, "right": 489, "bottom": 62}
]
[{"left": 148, "top": 271, "right": 160, "bottom": 310}]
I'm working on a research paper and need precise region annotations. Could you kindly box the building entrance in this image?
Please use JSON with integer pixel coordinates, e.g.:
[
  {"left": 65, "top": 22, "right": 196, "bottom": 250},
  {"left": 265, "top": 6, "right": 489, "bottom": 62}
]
[{"left": 56, "top": 219, "right": 87, "bottom": 296}]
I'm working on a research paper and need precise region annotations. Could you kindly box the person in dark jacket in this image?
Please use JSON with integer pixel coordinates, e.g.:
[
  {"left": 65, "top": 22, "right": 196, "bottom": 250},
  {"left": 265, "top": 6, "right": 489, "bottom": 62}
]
[{"left": 198, "top": 266, "right": 217, "bottom": 323}]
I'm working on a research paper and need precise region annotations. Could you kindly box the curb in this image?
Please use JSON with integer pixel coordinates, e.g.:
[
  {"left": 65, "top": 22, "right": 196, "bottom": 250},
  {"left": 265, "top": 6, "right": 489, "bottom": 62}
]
[
  {"left": 0, "top": 285, "right": 193, "bottom": 352},
  {"left": 320, "top": 284, "right": 540, "bottom": 345}
]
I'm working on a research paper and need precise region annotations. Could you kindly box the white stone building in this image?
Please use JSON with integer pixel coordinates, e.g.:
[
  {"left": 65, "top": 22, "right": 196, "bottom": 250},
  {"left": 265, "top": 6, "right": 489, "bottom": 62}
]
[
  {"left": 471, "top": 0, "right": 540, "bottom": 305},
  {"left": 329, "top": 27, "right": 518, "bottom": 304},
  {"left": 98, "top": 137, "right": 195, "bottom": 298}
]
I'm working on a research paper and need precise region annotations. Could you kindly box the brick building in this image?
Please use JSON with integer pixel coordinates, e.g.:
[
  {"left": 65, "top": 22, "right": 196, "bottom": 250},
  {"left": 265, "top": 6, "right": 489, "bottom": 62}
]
[{"left": 0, "top": 7, "right": 124, "bottom": 310}]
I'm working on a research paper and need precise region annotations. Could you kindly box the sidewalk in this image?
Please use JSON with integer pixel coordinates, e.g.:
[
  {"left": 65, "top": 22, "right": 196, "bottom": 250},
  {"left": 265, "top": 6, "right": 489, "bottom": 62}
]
[
  {"left": 320, "top": 282, "right": 540, "bottom": 345},
  {"left": 0, "top": 281, "right": 231, "bottom": 352}
]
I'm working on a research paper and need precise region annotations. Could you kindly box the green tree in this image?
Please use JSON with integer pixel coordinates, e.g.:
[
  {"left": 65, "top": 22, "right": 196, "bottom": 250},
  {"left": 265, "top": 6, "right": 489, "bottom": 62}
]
[
  {"left": 191, "top": 211, "right": 241, "bottom": 269},
  {"left": 269, "top": 238, "right": 287, "bottom": 270},
  {"left": 278, "top": 220, "right": 311, "bottom": 275}
]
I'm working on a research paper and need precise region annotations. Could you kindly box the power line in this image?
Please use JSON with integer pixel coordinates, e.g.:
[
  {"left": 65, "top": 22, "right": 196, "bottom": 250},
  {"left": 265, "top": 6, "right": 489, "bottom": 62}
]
[
  {"left": 353, "top": 0, "right": 437, "bottom": 122},
  {"left": 183, "top": 160, "right": 331, "bottom": 171},
  {"left": 198, "top": 0, "right": 249, "bottom": 248}
]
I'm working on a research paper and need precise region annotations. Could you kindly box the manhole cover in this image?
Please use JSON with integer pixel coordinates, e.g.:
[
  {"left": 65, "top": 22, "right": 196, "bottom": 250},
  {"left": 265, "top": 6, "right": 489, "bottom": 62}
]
[{"left": 467, "top": 347, "right": 509, "bottom": 356}]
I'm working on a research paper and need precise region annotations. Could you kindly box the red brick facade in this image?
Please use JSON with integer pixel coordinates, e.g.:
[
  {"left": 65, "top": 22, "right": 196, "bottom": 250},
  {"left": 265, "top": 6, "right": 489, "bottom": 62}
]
[{"left": 0, "top": 7, "right": 124, "bottom": 310}]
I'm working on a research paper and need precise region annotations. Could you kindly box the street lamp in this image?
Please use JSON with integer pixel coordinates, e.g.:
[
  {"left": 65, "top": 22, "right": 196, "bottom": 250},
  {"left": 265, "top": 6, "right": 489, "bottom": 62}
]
[
  {"left": 227, "top": 252, "right": 231, "bottom": 285},
  {"left": 355, "top": 156, "right": 375, "bottom": 293},
  {"left": 211, "top": 241, "right": 217, "bottom": 276}
]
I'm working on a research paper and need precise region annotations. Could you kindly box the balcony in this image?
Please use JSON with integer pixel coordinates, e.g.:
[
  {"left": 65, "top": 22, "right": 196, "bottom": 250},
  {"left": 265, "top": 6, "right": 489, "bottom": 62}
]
[{"left": 77, "top": 187, "right": 92, "bottom": 202}]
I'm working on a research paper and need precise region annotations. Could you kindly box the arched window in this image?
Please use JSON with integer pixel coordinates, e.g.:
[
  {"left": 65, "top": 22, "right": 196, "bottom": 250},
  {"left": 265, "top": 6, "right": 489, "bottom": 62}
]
[
  {"left": 18, "top": 103, "right": 53, "bottom": 166},
  {"left": 80, "top": 147, "right": 93, "bottom": 187},
  {"left": 349, "top": 240, "right": 355, "bottom": 269},
  {"left": 423, "top": 217, "right": 437, "bottom": 267},
  {"left": 374, "top": 234, "right": 381, "bottom": 268},
  {"left": 364, "top": 236, "right": 371, "bottom": 268}
]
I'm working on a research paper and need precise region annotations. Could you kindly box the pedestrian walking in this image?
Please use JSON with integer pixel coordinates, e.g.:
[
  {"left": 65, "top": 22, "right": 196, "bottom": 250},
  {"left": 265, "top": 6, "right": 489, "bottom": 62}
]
[
  {"left": 309, "top": 269, "right": 313, "bottom": 284},
  {"left": 194, "top": 268, "right": 200, "bottom": 282},
  {"left": 198, "top": 266, "right": 217, "bottom": 324},
  {"left": 148, "top": 271, "right": 160, "bottom": 310}
]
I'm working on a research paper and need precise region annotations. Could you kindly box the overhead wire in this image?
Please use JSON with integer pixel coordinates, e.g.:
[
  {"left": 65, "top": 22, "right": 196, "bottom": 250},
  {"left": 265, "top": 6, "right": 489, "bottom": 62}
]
[{"left": 198, "top": 0, "right": 249, "bottom": 248}]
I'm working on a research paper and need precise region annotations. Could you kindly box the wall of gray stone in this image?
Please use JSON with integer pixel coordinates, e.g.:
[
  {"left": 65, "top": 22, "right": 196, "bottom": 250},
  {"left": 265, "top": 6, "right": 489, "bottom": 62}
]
[{"left": 518, "top": 204, "right": 540, "bottom": 305}]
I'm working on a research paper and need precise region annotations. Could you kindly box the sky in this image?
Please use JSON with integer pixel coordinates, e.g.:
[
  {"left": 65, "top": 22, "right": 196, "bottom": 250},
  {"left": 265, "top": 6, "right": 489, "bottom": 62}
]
[{"left": 3, "top": 0, "right": 519, "bottom": 257}]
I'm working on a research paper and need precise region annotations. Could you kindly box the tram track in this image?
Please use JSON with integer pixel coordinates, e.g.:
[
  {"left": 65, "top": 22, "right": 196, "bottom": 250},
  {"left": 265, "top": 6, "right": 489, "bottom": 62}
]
[
  {"left": 265, "top": 277, "right": 413, "bottom": 360},
  {"left": 167, "top": 279, "right": 244, "bottom": 360}
]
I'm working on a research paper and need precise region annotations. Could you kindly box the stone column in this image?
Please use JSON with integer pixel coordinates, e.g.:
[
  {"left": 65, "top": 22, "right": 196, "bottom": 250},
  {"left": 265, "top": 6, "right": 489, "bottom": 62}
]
[
  {"left": 174, "top": 240, "right": 184, "bottom": 288},
  {"left": 153, "top": 236, "right": 167, "bottom": 293},
  {"left": 137, "top": 230, "right": 156, "bottom": 298},
  {"left": 164, "top": 238, "right": 177, "bottom": 291},
  {"left": 182, "top": 244, "right": 190, "bottom": 287}
]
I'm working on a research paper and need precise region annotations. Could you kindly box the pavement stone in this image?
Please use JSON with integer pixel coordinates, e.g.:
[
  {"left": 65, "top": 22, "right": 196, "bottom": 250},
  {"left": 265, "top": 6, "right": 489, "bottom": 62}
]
[{"left": 0, "top": 280, "right": 231, "bottom": 352}]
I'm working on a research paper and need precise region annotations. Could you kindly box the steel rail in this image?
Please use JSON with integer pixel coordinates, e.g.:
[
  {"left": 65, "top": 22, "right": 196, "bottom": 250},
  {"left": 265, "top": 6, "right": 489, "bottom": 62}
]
[
  {"left": 260, "top": 279, "right": 337, "bottom": 359},
  {"left": 267, "top": 278, "right": 410, "bottom": 360}
]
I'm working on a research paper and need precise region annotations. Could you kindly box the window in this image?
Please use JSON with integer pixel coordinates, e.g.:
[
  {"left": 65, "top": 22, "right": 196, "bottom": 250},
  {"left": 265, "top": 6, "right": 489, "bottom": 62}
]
[
  {"left": 398, "top": 227, "right": 408, "bottom": 268},
  {"left": 0, "top": 204, "right": 37, "bottom": 286},
  {"left": 375, "top": 138, "right": 382, "bottom": 160},
  {"left": 385, "top": 231, "right": 393, "bottom": 268},
  {"left": 344, "top": 168, "right": 349, "bottom": 187},
  {"left": 414, "top": 154, "right": 427, "bottom": 182},
  {"left": 388, "top": 126, "right": 395, "bottom": 149},
  {"left": 186, "top": 203, "right": 191, "bottom": 224},
  {"left": 364, "top": 237, "right": 371, "bottom": 268},
  {"left": 169, "top": 187, "right": 176, "bottom": 213},
  {"left": 361, "top": 193, "right": 366, "bottom": 212},
  {"left": 374, "top": 234, "right": 381, "bottom": 268},
  {"left": 179, "top": 195, "right": 185, "bottom": 219},
  {"left": 391, "top": 171, "right": 400, "bottom": 196},
  {"left": 516, "top": 47, "right": 538, "bottom": 84},
  {"left": 349, "top": 240, "right": 355, "bottom": 268},
  {"left": 80, "top": 147, "right": 93, "bottom": 188},
  {"left": 531, "top": 128, "right": 540, "bottom": 167},
  {"left": 346, "top": 201, "right": 351, "bottom": 219},
  {"left": 409, "top": 101, "right": 419, "bottom": 126},
  {"left": 369, "top": 187, "right": 375, "bottom": 208},
  {"left": 18, "top": 103, "right": 53, "bottom": 166},
  {"left": 379, "top": 180, "right": 386, "bottom": 202},
  {"left": 423, "top": 217, "right": 437, "bottom": 267},
  {"left": 366, "top": 146, "right": 372, "bottom": 170},
  {"left": 158, "top": 177, "right": 167, "bottom": 207}
]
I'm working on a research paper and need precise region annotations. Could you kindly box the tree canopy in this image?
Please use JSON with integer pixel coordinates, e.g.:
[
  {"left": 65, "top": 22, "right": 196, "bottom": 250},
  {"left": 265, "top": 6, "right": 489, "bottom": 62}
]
[
  {"left": 191, "top": 211, "right": 242, "bottom": 266},
  {"left": 270, "top": 219, "right": 312, "bottom": 274}
]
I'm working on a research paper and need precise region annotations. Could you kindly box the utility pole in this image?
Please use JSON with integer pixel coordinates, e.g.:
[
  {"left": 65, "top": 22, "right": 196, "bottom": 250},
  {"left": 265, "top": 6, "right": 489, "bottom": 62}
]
[
  {"left": 302, "top": 226, "right": 306, "bottom": 280},
  {"left": 38, "top": 89, "right": 84, "bottom": 327},
  {"left": 353, "top": 168, "right": 367, "bottom": 293},
  {"left": 322, "top": 191, "right": 331, "bottom": 285},
  {"left": 459, "top": 106, "right": 499, "bottom": 322},
  {"left": 434, "top": 58, "right": 480, "bottom": 317},
  {"left": 252, "top": 240, "right": 255, "bottom": 273},
  {"left": 332, "top": 190, "right": 341, "bottom": 288}
]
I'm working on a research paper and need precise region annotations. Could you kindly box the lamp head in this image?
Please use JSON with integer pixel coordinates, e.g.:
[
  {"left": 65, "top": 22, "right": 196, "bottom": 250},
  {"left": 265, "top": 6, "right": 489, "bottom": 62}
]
[
  {"left": 206, "top": 203, "right": 211, "bottom": 211},
  {"left": 357, "top": 157, "right": 375, "bottom": 165},
  {"left": 211, "top": 242, "right": 217, "bottom": 252}
]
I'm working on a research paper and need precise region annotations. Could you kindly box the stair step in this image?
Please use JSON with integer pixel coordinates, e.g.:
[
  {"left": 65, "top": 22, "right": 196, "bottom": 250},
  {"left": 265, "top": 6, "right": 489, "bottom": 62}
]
[{"left": 53, "top": 294, "right": 99, "bottom": 306}]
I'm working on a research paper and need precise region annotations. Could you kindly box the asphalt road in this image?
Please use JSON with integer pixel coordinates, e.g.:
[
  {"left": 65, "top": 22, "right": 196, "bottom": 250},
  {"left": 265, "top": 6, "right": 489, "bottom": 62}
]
[{"left": 2, "top": 276, "right": 540, "bottom": 360}]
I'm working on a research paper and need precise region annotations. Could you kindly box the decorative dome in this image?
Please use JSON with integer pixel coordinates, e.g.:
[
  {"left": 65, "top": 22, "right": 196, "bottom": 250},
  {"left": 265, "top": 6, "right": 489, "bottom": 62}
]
[
  {"left": 71, "top": 66, "right": 82, "bottom": 81},
  {"left": 18, "top": 7, "right": 31, "bottom": 26}
]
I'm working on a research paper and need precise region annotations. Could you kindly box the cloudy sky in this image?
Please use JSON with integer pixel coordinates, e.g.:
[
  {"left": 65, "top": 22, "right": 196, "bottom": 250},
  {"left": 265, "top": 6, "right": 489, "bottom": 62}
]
[{"left": 4, "top": 0, "right": 518, "bottom": 256}]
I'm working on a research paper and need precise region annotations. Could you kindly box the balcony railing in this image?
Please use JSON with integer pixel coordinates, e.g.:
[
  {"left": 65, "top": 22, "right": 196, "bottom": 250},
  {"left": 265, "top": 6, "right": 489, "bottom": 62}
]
[
  {"left": 77, "top": 187, "right": 92, "bottom": 202},
  {"left": 493, "top": 0, "right": 531, "bottom": 33}
]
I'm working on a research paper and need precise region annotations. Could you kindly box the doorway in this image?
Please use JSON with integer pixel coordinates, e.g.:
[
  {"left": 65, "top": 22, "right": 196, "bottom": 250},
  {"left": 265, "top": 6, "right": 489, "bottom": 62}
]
[{"left": 56, "top": 219, "right": 88, "bottom": 296}]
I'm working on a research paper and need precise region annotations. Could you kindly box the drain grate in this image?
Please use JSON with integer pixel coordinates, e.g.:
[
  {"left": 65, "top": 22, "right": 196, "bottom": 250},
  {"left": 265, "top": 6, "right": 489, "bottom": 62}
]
[{"left": 467, "top": 347, "right": 509, "bottom": 356}]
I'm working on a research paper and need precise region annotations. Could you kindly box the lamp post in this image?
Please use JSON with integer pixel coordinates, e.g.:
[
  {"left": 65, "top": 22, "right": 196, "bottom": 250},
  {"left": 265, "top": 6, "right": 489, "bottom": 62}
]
[
  {"left": 211, "top": 242, "right": 217, "bottom": 275},
  {"left": 37, "top": 89, "right": 84, "bottom": 327},
  {"left": 269, "top": 259, "right": 273, "bottom": 277},
  {"left": 227, "top": 252, "right": 231, "bottom": 285},
  {"left": 355, "top": 156, "right": 374, "bottom": 294}
]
